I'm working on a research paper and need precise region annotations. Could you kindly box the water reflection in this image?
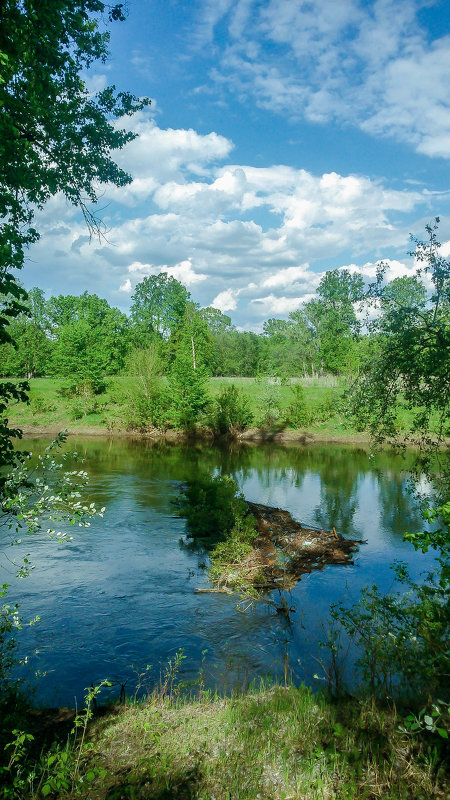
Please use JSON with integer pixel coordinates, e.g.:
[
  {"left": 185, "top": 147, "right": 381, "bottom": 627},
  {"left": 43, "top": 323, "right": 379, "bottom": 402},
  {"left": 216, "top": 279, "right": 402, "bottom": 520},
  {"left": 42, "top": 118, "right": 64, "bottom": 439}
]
[{"left": 1, "top": 436, "right": 436, "bottom": 705}]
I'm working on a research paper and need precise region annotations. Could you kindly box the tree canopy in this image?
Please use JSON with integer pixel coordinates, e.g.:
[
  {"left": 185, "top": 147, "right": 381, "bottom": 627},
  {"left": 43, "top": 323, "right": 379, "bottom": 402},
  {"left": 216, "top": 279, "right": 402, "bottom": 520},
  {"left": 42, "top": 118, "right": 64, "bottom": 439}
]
[{"left": 0, "top": 0, "right": 149, "bottom": 466}]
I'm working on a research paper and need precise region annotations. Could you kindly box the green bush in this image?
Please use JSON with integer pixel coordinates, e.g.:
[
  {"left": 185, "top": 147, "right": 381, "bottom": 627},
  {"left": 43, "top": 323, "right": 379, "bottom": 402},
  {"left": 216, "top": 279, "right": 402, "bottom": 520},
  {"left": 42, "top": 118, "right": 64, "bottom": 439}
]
[
  {"left": 30, "top": 393, "right": 56, "bottom": 415},
  {"left": 210, "top": 384, "right": 253, "bottom": 435},
  {"left": 284, "top": 385, "right": 310, "bottom": 427},
  {"left": 257, "top": 385, "right": 282, "bottom": 427},
  {"left": 69, "top": 404, "right": 84, "bottom": 420},
  {"left": 125, "top": 386, "right": 170, "bottom": 431},
  {"left": 330, "top": 502, "right": 450, "bottom": 704}
]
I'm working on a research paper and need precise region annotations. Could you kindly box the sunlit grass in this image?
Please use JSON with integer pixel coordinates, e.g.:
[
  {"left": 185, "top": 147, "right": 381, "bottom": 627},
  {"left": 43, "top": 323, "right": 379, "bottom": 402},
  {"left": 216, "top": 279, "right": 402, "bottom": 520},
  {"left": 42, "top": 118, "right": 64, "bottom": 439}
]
[
  {"left": 84, "top": 685, "right": 442, "bottom": 799},
  {"left": 6, "top": 375, "right": 420, "bottom": 440}
]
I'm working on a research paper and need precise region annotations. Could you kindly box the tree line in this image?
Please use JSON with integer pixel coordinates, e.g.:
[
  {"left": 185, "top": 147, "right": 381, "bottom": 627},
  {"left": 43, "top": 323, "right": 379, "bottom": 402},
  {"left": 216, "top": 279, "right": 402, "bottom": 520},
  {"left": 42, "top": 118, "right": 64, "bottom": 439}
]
[{"left": 1, "top": 266, "right": 393, "bottom": 383}]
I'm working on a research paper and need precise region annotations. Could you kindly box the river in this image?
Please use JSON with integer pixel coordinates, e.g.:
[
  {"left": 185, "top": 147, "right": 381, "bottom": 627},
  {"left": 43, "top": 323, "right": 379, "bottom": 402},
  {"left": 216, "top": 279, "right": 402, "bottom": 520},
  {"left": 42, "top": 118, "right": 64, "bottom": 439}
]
[{"left": 1, "top": 437, "right": 436, "bottom": 706}]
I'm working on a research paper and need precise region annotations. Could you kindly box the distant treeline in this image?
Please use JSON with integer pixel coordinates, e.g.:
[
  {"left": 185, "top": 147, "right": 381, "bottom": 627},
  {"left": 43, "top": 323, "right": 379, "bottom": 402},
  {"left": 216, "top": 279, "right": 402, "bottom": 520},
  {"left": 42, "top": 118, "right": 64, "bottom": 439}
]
[{"left": 0, "top": 267, "right": 387, "bottom": 383}]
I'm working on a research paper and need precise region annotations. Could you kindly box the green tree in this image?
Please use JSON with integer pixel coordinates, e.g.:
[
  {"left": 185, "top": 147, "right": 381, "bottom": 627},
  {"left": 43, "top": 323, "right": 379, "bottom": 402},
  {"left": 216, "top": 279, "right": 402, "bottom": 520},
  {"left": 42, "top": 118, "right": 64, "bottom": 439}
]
[
  {"left": 0, "top": 287, "right": 52, "bottom": 377},
  {"left": 300, "top": 270, "right": 363, "bottom": 376},
  {"left": 130, "top": 273, "right": 190, "bottom": 343},
  {"left": 50, "top": 292, "right": 129, "bottom": 382},
  {"left": 199, "top": 307, "right": 235, "bottom": 375},
  {"left": 348, "top": 220, "right": 450, "bottom": 466},
  {"left": 332, "top": 222, "right": 450, "bottom": 706},
  {"left": 0, "top": 0, "right": 149, "bottom": 466},
  {"left": 168, "top": 305, "right": 211, "bottom": 428}
]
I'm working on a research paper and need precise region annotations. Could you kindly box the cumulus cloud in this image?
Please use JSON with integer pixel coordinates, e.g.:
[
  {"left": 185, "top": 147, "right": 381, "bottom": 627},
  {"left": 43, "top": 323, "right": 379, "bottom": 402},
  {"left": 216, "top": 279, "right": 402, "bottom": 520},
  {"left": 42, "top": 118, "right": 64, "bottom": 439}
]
[
  {"left": 212, "top": 288, "right": 240, "bottom": 311},
  {"left": 127, "top": 258, "right": 208, "bottom": 286},
  {"left": 26, "top": 114, "right": 442, "bottom": 327},
  {"left": 250, "top": 293, "right": 314, "bottom": 316},
  {"left": 119, "top": 278, "right": 132, "bottom": 292},
  {"left": 198, "top": 0, "right": 450, "bottom": 158}
]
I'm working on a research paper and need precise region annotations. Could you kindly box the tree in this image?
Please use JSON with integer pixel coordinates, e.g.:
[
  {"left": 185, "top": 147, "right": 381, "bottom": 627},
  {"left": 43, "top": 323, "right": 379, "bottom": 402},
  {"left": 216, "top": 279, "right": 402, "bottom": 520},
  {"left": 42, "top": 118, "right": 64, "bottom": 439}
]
[
  {"left": 130, "top": 274, "right": 190, "bottom": 343},
  {"left": 0, "top": 287, "right": 52, "bottom": 377},
  {"left": 332, "top": 221, "right": 450, "bottom": 705},
  {"left": 0, "top": 0, "right": 149, "bottom": 466},
  {"left": 348, "top": 219, "right": 450, "bottom": 472},
  {"left": 168, "top": 305, "right": 212, "bottom": 428},
  {"left": 301, "top": 270, "right": 364, "bottom": 375},
  {"left": 50, "top": 292, "right": 130, "bottom": 383}
]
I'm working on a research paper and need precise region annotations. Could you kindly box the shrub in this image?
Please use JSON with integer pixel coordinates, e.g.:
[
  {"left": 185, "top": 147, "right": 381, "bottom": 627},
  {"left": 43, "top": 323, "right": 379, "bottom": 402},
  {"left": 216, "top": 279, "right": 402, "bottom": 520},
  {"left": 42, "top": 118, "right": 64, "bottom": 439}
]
[
  {"left": 329, "top": 503, "right": 450, "bottom": 704},
  {"left": 285, "top": 385, "right": 310, "bottom": 427},
  {"left": 257, "top": 385, "right": 282, "bottom": 427},
  {"left": 125, "top": 385, "right": 170, "bottom": 431},
  {"left": 30, "top": 393, "right": 56, "bottom": 415},
  {"left": 124, "top": 347, "right": 170, "bottom": 431},
  {"left": 211, "top": 384, "right": 253, "bottom": 435}
]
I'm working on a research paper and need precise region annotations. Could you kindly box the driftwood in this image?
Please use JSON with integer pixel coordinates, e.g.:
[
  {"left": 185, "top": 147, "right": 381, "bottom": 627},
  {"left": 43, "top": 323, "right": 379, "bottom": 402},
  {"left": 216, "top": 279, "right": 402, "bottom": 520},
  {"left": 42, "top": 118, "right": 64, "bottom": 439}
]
[{"left": 210, "top": 501, "right": 364, "bottom": 593}]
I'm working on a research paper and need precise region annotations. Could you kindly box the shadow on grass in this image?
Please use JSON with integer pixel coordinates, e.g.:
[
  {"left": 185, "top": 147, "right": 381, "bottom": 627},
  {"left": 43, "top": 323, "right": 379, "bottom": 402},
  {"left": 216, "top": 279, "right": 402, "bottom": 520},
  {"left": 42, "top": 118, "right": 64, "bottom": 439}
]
[{"left": 105, "top": 765, "right": 202, "bottom": 800}]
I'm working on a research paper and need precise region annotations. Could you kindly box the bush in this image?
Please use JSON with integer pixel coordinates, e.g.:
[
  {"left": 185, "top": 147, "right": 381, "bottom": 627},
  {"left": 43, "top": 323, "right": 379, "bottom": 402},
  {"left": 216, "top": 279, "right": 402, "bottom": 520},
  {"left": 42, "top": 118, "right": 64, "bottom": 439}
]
[
  {"left": 125, "top": 385, "right": 170, "bottom": 431},
  {"left": 329, "top": 503, "right": 450, "bottom": 704},
  {"left": 57, "top": 378, "right": 106, "bottom": 398},
  {"left": 257, "top": 385, "right": 282, "bottom": 427},
  {"left": 69, "top": 403, "right": 84, "bottom": 420},
  {"left": 124, "top": 348, "right": 170, "bottom": 431},
  {"left": 210, "top": 384, "right": 253, "bottom": 435},
  {"left": 30, "top": 393, "right": 56, "bottom": 415},
  {"left": 284, "top": 385, "right": 310, "bottom": 427}
]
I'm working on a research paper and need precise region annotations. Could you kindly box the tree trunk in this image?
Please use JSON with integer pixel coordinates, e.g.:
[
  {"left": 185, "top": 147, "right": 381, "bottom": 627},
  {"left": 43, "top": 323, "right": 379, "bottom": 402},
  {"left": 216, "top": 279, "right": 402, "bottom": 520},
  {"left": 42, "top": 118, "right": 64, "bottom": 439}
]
[{"left": 191, "top": 335, "right": 196, "bottom": 370}]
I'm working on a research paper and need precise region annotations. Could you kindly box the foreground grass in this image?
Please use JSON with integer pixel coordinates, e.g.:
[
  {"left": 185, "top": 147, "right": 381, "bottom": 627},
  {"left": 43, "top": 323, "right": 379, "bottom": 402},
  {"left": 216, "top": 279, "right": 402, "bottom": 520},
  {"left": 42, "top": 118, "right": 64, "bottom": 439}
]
[{"left": 3, "top": 685, "right": 447, "bottom": 799}]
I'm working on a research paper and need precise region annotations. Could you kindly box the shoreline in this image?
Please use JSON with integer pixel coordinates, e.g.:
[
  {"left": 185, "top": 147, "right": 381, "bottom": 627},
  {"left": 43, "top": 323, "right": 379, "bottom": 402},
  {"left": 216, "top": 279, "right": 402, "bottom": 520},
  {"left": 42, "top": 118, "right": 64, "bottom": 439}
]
[
  {"left": 14, "top": 422, "right": 448, "bottom": 449},
  {"left": 14, "top": 422, "right": 376, "bottom": 446}
]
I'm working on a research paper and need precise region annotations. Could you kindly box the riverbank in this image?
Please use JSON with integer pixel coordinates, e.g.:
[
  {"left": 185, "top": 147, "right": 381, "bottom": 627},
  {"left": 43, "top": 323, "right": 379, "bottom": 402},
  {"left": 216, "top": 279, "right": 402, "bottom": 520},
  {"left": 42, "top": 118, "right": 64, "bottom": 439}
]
[
  {"left": 7, "top": 375, "right": 365, "bottom": 442},
  {"left": 15, "top": 422, "right": 375, "bottom": 445},
  {"left": 1, "top": 685, "right": 446, "bottom": 799},
  {"left": 7, "top": 374, "right": 433, "bottom": 447}
]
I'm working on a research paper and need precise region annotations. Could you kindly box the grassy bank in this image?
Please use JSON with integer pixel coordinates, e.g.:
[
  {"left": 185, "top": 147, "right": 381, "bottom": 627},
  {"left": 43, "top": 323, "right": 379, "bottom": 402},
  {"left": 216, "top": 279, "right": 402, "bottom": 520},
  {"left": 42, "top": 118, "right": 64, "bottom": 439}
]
[
  {"left": 2, "top": 684, "right": 447, "bottom": 799},
  {"left": 7, "top": 376, "right": 369, "bottom": 441}
]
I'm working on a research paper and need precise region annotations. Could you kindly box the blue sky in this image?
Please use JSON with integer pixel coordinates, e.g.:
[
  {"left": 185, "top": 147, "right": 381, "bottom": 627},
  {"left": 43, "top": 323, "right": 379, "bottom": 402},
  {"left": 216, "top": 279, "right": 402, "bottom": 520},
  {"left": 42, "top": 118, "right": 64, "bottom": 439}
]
[{"left": 28, "top": 0, "right": 450, "bottom": 329}]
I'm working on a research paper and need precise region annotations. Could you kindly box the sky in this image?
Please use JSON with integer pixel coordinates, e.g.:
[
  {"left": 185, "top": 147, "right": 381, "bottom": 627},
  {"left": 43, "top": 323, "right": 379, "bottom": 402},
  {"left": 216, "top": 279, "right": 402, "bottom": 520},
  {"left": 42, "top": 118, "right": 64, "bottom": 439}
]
[{"left": 27, "top": 0, "right": 450, "bottom": 330}]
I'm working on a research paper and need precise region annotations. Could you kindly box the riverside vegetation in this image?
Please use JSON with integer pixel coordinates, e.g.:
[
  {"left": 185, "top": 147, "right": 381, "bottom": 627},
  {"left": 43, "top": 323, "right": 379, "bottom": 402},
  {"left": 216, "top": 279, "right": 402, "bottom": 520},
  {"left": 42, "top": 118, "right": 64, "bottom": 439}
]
[{"left": 0, "top": 1, "right": 449, "bottom": 797}]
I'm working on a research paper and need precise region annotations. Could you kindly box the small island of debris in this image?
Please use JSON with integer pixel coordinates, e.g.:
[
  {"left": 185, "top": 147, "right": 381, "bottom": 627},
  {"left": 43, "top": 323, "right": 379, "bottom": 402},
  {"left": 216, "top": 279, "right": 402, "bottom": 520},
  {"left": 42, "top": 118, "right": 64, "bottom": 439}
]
[{"left": 196, "top": 501, "right": 363, "bottom": 594}]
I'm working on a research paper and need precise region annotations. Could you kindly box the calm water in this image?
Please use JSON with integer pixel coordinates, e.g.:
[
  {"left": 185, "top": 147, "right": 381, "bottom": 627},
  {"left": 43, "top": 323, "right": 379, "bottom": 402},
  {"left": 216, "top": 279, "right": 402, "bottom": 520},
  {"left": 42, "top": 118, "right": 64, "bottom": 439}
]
[{"left": 1, "top": 437, "right": 436, "bottom": 706}]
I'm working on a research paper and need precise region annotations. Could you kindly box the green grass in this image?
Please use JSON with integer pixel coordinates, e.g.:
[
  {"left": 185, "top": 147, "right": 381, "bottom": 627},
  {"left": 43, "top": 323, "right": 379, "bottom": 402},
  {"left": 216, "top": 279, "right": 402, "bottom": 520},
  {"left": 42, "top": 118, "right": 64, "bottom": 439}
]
[
  {"left": 7, "top": 376, "right": 355, "bottom": 437},
  {"left": 6, "top": 375, "right": 419, "bottom": 441},
  {"left": 3, "top": 684, "right": 445, "bottom": 799}
]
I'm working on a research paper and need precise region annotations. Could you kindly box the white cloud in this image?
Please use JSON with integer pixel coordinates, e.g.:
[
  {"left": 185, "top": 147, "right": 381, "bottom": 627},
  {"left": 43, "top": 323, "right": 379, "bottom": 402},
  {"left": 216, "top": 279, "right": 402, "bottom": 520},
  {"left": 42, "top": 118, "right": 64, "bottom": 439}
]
[
  {"left": 127, "top": 258, "right": 208, "bottom": 287},
  {"left": 262, "top": 264, "right": 314, "bottom": 288},
  {"left": 26, "top": 116, "right": 443, "bottom": 328},
  {"left": 250, "top": 293, "right": 311, "bottom": 316},
  {"left": 119, "top": 278, "right": 132, "bottom": 292},
  {"left": 202, "top": 0, "right": 450, "bottom": 158},
  {"left": 212, "top": 288, "right": 240, "bottom": 311}
]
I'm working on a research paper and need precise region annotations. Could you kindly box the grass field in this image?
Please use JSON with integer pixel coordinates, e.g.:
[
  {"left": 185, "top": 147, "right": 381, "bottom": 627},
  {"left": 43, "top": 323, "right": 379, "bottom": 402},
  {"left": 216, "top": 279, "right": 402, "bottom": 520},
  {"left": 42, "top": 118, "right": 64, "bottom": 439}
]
[{"left": 5, "top": 375, "right": 417, "bottom": 441}]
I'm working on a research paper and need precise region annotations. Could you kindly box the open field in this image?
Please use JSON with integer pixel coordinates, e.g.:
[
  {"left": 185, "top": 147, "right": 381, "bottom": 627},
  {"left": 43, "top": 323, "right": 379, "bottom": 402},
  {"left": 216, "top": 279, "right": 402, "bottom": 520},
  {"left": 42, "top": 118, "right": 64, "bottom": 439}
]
[{"left": 6, "top": 375, "right": 419, "bottom": 443}]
